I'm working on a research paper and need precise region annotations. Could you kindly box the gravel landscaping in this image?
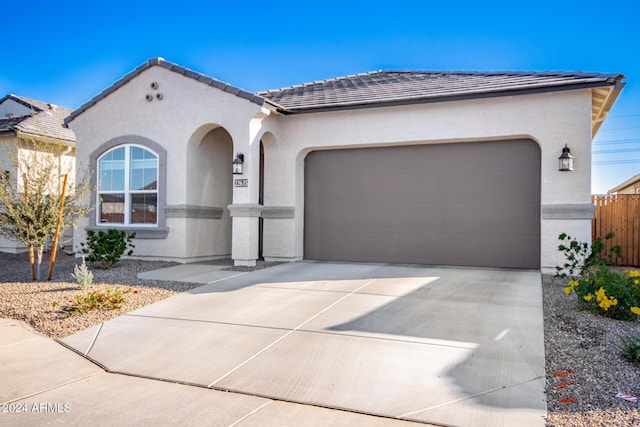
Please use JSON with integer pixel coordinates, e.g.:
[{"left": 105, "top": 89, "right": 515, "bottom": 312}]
[
  {"left": 543, "top": 276, "right": 640, "bottom": 426},
  {"left": 1, "top": 251, "right": 639, "bottom": 426},
  {"left": 0, "top": 251, "right": 201, "bottom": 339}
]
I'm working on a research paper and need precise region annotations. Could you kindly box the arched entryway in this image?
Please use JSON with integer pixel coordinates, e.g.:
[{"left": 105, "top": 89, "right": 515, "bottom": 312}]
[{"left": 185, "top": 126, "right": 233, "bottom": 259}]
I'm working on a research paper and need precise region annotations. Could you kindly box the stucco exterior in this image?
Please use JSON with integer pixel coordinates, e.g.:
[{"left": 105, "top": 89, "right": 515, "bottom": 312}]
[
  {"left": 256, "top": 90, "right": 596, "bottom": 273},
  {"left": 71, "top": 66, "right": 269, "bottom": 263},
  {"left": 67, "top": 60, "right": 624, "bottom": 273}
]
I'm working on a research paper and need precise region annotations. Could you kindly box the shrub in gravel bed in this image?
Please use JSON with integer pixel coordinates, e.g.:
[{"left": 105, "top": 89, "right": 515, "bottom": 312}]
[
  {"left": 80, "top": 229, "right": 136, "bottom": 269},
  {"left": 556, "top": 232, "right": 640, "bottom": 321},
  {"left": 66, "top": 286, "right": 136, "bottom": 313},
  {"left": 564, "top": 267, "right": 640, "bottom": 321},
  {"left": 619, "top": 332, "right": 640, "bottom": 364},
  {"left": 0, "top": 251, "right": 200, "bottom": 339},
  {"left": 71, "top": 258, "right": 94, "bottom": 291}
]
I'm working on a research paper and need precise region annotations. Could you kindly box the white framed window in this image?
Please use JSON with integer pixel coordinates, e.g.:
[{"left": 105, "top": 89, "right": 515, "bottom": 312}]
[{"left": 97, "top": 144, "right": 158, "bottom": 226}]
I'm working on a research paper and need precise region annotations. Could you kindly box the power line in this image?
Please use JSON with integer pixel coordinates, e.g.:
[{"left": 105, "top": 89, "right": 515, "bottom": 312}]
[
  {"left": 606, "top": 113, "right": 640, "bottom": 119},
  {"left": 593, "top": 147, "right": 640, "bottom": 154},
  {"left": 599, "top": 125, "right": 640, "bottom": 131},
  {"left": 593, "top": 138, "right": 640, "bottom": 145},
  {"left": 593, "top": 159, "right": 640, "bottom": 165}
]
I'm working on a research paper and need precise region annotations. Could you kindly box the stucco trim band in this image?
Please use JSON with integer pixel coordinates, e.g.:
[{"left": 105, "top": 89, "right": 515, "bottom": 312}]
[
  {"left": 228, "top": 204, "right": 263, "bottom": 217},
  {"left": 261, "top": 206, "right": 295, "bottom": 219},
  {"left": 85, "top": 225, "right": 170, "bottom": 239},
  {"left": 165, "top": 205, "right": 224, "bottom": 219},
  {"left": 541, "top": 204, "right": 596, "bottom": 219}
]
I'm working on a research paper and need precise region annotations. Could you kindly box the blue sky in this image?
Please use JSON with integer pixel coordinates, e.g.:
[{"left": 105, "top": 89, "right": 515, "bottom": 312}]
[{"left": 2, "top": 1, "right": 639, "bottom": 193}]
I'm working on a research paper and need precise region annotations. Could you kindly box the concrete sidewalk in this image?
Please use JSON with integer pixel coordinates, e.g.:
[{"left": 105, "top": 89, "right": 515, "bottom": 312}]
[{"left": 0, "top": 318, "right": 426, "bottom": 426}]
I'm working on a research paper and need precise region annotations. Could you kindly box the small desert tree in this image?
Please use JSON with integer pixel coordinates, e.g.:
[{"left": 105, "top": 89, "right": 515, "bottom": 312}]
[{"left": 0, "top": 135, "right": 92, "bottom": 280}]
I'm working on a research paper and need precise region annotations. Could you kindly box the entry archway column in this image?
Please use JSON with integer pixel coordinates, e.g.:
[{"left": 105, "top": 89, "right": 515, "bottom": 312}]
[
  {"left": 228, "top": 204, "right": 262, "bottom": 266},
  {"left": 227, "top": 112, "right": 270, "bottom": 267}
]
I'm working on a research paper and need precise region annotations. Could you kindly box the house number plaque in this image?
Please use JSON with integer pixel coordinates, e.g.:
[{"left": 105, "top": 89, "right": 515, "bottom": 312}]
[{"left": 234, "top": 179, "right": 248, "bottom": 188}]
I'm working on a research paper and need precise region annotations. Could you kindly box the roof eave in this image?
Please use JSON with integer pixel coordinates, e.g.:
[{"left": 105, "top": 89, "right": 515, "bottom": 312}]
[
  {"left": 13, "top": 130, "right": 76, "bottom": 147},
  {"left": 592, "top": 75, "right": 626, "bottom": 137},
  {"left": 607, "top": 173, "right": 640, "bottom": 194},
  {"left": 277, "top": 79, "right": 624, "bottom": 115},
  {"left": 0, "top": 94, "right": 44, "bottom": 113}
]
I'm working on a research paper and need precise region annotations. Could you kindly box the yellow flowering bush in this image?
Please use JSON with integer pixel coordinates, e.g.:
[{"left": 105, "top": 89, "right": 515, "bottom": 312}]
[
  {"left": 595, "top": 287, "right": 618, "bottom": 311},
  {"left": 563, "top": 266, "right": 640, "bottom": 320},
  {"left": 564, "top": 280, "right": 579, "bottom": 295},
  {"left": 556, "top": 233, "right": 639, "bottom": 320}
]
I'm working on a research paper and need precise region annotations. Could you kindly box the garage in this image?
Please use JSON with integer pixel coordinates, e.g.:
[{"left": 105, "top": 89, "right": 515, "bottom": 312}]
[{"left": 304, "top": 139, "right": 541, "bottom": 269}]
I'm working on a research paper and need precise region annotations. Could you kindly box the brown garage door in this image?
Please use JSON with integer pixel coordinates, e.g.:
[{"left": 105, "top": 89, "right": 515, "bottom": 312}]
[{"left": 304, "top": 140, "right": 540, "bottom": 268}]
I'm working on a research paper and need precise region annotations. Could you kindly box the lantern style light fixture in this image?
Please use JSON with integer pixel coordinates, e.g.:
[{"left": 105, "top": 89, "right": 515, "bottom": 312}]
[
  {"left": 558, "top": 144, "right": 574, "bottom": 171},
  {"left": 232, "top": 153, "right": 245, "bottom": 175}
]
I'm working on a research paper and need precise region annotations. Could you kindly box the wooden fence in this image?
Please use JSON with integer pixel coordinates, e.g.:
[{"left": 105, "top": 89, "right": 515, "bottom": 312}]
[{"left": 592, "top": 194, "right": 640, "bottom": 267}]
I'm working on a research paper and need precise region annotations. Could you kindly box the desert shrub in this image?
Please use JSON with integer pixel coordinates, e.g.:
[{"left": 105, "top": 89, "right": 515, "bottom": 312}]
[
  {"left": 564, "top": 268, "right": 640, "bottom": 320},
  {"left": 557, "top": 233, "right": 640, "bottom": 321},
  {"left": 620, "top": 333, "right": 640, "bottom": 364},
  {"left": 80, "top": 229, "right": 135, "bottom": 269},
  {"left": 68, "top": 287, "right": 136, "bottom": 313},
  {"left": 71, "top": 258, "right": 93, "bottom": 291},
  {"left": 555, "top": 232, "right": 620, "bottom": 279}
]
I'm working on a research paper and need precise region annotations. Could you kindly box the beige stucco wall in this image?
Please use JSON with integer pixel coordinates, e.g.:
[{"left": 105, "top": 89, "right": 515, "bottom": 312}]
[
  {"left": 258, "top": 89, "right": 594, "bottom": 273},
  {"left": 0, "top": 136, "right": 24, "bottom": 252},
  {"left": 69, "top": 66, "right": 266, "bottom": 262},
  {"left": 70, "top": 64, "right": 597, "bottom": 272},
  {"left": 615, "top": 184, "right": 640, "bottom": 194}
]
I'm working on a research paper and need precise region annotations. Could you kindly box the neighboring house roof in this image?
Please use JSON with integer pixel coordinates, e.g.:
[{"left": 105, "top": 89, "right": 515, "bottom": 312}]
[
  {"left": 0, "top": 94, "right": 75, "bottom": 145},
  {"left": 65, "top": 57, "right": 625, "bottom": 136},
  {"left": 0, "top": 116, "right": 26, "bottom": 134},
  {"left": 608, "top": 173, "right": 640, "bottom": 194}
]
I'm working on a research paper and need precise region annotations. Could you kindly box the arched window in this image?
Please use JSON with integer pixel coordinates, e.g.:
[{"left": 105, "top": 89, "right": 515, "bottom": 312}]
[{"left": 97, "top": 145, "right": 158, "bottom": 225}]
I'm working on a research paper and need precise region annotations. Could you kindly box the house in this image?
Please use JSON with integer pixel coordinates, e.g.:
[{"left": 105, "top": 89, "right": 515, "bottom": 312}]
[
  {"left": 608, "top": 173, "right": 640, "bottom": 194},
  {"left": 65, "top": 58, "right": 625, "bottom": 273},
  {"left": 0, "top": 95, "right": 75, "bottom": 253}
]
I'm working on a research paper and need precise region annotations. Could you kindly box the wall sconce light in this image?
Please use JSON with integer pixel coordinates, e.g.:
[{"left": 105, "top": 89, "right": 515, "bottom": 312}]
[
  {"left": 233, "top": 153, "right": 244, "bottom": 175},
  {"left": 558, "top": 144, "right": 574, "bottom": 171}
]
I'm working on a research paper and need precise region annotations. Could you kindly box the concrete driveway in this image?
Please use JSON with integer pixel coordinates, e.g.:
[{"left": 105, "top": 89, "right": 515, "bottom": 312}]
[{"left": 61, "top": 261, "right": 546, "bottom": 426}]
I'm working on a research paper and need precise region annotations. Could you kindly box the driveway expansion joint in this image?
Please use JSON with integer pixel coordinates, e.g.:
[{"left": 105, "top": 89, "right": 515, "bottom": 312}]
[
  {"left": 1, "top": 371, "right": 102, "bottom": 406},
  {"left": 398, "top": 375, "right": 546, "bottom": 418},
  {"left": 207, "top": 278, "right": 380, "bottom": 387}
]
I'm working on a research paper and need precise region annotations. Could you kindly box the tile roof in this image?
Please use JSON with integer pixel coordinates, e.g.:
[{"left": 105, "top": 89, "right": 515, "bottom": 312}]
[
  {"left": 0, "top": 95, "right": 75, "bottom": 144},
  {"left": 258, "top": 71, "right": 626, "bottom": 113},
  {"left": 0, "top": 116, "right": 26, "bottom": 134},
  {"left": 65, "top": 58, "right": 625, "bottom": 122}
]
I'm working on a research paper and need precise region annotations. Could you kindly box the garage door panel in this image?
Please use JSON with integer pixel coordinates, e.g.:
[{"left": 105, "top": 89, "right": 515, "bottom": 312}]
[{"left": 304, "top": 140, "right": 540, "bottom": 268}]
